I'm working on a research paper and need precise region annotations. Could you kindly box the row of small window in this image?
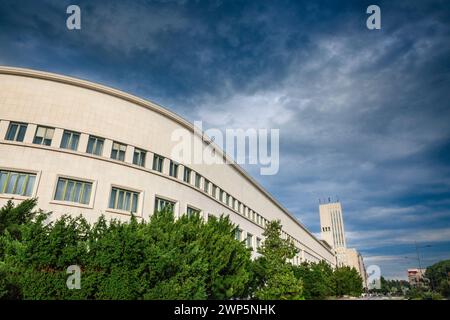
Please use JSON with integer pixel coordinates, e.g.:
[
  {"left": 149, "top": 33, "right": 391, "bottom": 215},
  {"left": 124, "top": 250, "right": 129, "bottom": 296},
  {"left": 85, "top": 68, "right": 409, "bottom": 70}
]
[
  {"left": 0, "top": 169, "right": 202, "bottom": 217},
  {"left": 322, "top": 226, "right": 331, "bottom": 232},
  {"left": 5, "top": 122, "right": 148, "bottom": 166},
  {"left": 4, "top": 121, "right": 270, "bottom": 229},
  {"left": 234, "top": 228, "right": 262, "bottom": 251}
]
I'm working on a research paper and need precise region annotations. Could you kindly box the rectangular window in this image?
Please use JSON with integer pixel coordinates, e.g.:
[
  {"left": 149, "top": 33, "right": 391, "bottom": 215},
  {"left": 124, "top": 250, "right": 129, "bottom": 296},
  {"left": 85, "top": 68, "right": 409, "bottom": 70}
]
[
  {"left": 220, "top": 190, "right": 225, "bottom": 203},
  {"left": 187, "top": 206, "right": 200, "bottom": 217},
  {"left": 109, "top": 187, "right": 139, "bottom": 213},
  {"left": 154, "top": 197, "right": 175, "bottom": 213},
  {"left": 54, "top": 177, "right": 92, "bottom": 205},
  {"left": 226, "top": 194, "right": 230, "bottom": 206},
  {"left": 33, "top": 126, "right": 54, "bottom": 146},
  {"left": 5, "top": 122, "right": 27, "bottom": 142},
  {"left": 183, "top": 167, "right": 191, "bottom": 183},
  {"left": 246, "top": 233, "right": 253, "bottom": 249},
  {"left": 86, "top": 136, "right": 104, "bottom": 156},
  {"left": 235, "top": 228, "right": 242, "bottom": 241},
  {"left": 60, "top": 130, "right": 80, "bottom": 151},
  {"left": 152, "top": 154, "right": 164, "bottom": 172},
  {"left": 0, "top": 170, "right": 36, "bottom": 197},
  {"left": 169, "top": 161, "right": 179, "bottom": 178},
  {"left": 256, "top": 237, "right": 261, "bottom": 249},
  {"left": 212, "top": 184, "right": 217, "bottom": 198},
  {"left": 203, "top": 179, "right": 209, "bottom": 193},
  {"left": 111, "top": 142, "right": 126, "bottom": 161},
  {"left": 195, "top": 173, "right": 201, "bottom": 188},
  {"left": 133, "top": 148, "right": 146, "bottom": 167}
]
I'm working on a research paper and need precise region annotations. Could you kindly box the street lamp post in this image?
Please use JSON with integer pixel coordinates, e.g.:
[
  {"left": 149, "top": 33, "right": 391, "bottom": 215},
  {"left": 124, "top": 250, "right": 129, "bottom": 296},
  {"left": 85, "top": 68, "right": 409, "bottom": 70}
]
[{"left": 411, "top": 242, "right": 432, "bottom": 289}]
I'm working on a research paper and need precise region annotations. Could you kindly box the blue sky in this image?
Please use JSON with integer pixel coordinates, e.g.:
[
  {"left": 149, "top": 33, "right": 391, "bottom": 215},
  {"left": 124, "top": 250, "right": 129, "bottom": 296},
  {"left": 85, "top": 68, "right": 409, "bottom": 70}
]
[{"left": 0, "top": 0, "right": 449, "bottom": 279}]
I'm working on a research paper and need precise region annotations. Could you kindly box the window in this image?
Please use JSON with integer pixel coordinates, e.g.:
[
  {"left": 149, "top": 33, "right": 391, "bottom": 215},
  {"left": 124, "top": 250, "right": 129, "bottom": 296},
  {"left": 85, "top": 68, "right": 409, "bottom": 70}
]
[
  {"left": 183, "top": 167, "right": 191, "bottom": 183},
  {"left": 256, "top": 237, "right": 261, "bottom": 249},
  {"left": 246, "top": 233, "right": 253, "bottom": 249},
  {"left": 5, "top": 122, "right": 27, "bottom": 142},
  {"left": 187, "top": 206, "right": 200, "bottom": 217},
  {"left": 226, "top": 195, "right": 231, "bottom": 206},
  {"left": 133, "top": 148, "right": 146, "bottom": 167},
  {"left": 234, "top": 199, "right": 238, "bottom": 211},
  {"left": 109, "top": 187, "right": 139, "bottom": 213},
  {"left": 86, "top": 136, "right": 104, "bottom": 156},
  {"left": 169, "top": 161, "right": 179, "bottom": 178},
  {"left": 212, "top": 184, "right": 217, "bottom": 198},
  {"left": 195, "top": 173, "right": 201, "bottom": 188},
  {"left": 33, "top": 126, "right": 54, "bottom": 146},
  {"left": 60, "top": 130, "right": 80, "bottom": 151},
  {"left": 155, "top": 197, "right": 175, "bottom": 213},
  {"left": 153, "top": 154, "right": 164, "bottom": 172},
  {"left": 220, "top": 190, "right": 225, "bottom": 203},
  {"left": 235, "top": 228, "right": 242, "bottom": 241},
  {"left": 0, "top": 170, "right": 36, "bottom": 196},
  {"left": 111, "top": 142, "right": 126, "bottom": 161},
  {"left": 204, "top": 179, "right": 209, "bottom": 193},
  {"left": 54, "top": 177, "right": 92, "bottom": 205}
]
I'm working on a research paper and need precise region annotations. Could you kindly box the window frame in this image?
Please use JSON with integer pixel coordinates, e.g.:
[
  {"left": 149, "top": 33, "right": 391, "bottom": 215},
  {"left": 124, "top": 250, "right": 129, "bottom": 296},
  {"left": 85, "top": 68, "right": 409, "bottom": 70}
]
[
  {"left": 133, "top": 148, "right": 147, "bottom": 167},
  {"left": 60, "top": 130, "right": 80, "bottom": 151},
  {"left": 52, "top": 176, "right": 94, "bottom": 206},
  {"left": 33, "top": 126, "right": 55, "bottom": 146},
  {"left": 183, "top": 167, "right": 191, "bottom": 183},
  {"left": 152, "top": 154, "right": 164, "bottom": 172},
  {"left": 107, "top": 185, "right": 141, "bottom": 215},
  {"left": 86, "top": 135, "right": 104, "bottom": 156},
  {"left": 186, "top": 205, "right": 201, "bottom": 217},
  {"left": 169, "top": 161, "right": 179, "bottom": 178},
  {"left": 111, "top": 141, "right": 127, "bottom": 161},
  {"left": 5, "top": 122, "right": 27, "bottom": 142},
  {"left": 0, "top": 169, "right": 38, "bottom": 198},
  {"left": 195, "top": 173, "right": 201, "bottom": 188},
  {"left": 154, "top": 196, "right": 176, "bottom": 214}
]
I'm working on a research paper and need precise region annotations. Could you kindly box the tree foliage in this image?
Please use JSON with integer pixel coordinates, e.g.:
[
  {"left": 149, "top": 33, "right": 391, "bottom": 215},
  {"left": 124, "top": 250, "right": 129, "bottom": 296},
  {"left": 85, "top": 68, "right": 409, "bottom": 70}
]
[
  {"left": 0, "top": 199, "right": 368, "bottom": 300},
  {"left": 332, "top": 266, "right": 364, "bottom": 297},
  {"left": 292, "top": 261, "right": 334, "bottom": 299},
  {"left": 425, "top": 259, "right": 450, "bottom": 298},
  {"left": 251, "top": 220, "right": 304, "bottom": 300},
  {"left": 0, "top": 200, "right": 251, "bottom": 300}
]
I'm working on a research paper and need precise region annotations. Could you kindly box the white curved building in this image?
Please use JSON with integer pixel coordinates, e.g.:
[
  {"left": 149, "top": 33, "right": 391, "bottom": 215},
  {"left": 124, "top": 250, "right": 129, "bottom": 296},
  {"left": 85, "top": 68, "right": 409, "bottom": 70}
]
[{"left": 0, "top": 66, "right": 336, "bottom": 266}]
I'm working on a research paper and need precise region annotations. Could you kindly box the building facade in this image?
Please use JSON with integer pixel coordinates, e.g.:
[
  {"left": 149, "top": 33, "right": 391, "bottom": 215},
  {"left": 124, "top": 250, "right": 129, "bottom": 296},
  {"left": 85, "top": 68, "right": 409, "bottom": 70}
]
[
  {"left": 0, "top": 66, "right": 336, "bottom": 266},
  {"left": 319, "top": 201, "right": 347, "bottom": 266},
  {"left": 407, "top": 268, "right": 427, "bottom": 287},
  {"left": 319, "top": 200, "right": 367, "bottom": 286}
]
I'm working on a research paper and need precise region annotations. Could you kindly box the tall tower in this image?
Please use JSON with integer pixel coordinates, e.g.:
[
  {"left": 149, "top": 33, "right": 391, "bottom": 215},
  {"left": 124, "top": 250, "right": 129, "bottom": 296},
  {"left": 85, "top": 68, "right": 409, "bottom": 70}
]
[
  {"left": 319, "top": 200, "right": 347, "bottom": 249},
  {"left": 319, "top": 200, "right": 347, "bottom": 266}
]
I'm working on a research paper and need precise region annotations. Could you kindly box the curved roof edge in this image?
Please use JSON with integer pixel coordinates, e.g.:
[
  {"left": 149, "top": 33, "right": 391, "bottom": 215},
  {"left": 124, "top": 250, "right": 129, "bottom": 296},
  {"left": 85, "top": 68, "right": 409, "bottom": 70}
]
[{"left": 0, "top": 65, "right": 333, "bottom": 256}]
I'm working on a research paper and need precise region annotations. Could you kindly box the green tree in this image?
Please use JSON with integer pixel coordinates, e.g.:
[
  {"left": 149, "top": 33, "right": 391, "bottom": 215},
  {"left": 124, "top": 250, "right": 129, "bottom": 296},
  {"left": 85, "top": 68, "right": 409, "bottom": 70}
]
[
  {"left": 0, "top": 200, "right": 252, "bottom": 300},
  {"left": 251, "top": 220, "right": 303, "bottom": 300},
  {"left": 332, "top": 266, "right": 363, "bottom": 297},
  {"left": 425, "top": 259, "right": 450, "bottom": 298},
  {"left": 293, "top": 261, "right": 334, "bottom": 299}
]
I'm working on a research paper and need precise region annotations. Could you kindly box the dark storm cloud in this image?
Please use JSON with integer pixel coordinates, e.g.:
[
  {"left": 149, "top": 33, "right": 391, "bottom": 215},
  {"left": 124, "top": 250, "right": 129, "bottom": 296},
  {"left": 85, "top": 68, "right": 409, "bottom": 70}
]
[{"left": 0, "top": 0, "right": 449, "bottom": 279}]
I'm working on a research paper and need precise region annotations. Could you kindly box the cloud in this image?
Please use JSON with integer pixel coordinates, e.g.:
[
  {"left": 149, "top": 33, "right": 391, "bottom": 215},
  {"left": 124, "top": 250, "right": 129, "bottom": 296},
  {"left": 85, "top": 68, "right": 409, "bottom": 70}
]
[{"left": 0, "top": 0, "right": 449, "bottom": 279}]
